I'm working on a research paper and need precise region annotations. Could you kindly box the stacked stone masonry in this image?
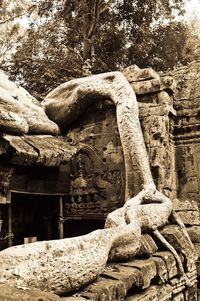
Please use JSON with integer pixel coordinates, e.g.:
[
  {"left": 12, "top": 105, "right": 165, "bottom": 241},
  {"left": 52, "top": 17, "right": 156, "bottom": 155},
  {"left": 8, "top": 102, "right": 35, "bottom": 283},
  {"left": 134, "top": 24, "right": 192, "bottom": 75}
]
[
  {"left": 0, "top": 199, "right": 198, "bottom": 300},
  {"left": 61, "top": 62, "right": 200, "bottom": 300},
  {"left": 0, "top": 62, "right": 200, "bottom": 300}
]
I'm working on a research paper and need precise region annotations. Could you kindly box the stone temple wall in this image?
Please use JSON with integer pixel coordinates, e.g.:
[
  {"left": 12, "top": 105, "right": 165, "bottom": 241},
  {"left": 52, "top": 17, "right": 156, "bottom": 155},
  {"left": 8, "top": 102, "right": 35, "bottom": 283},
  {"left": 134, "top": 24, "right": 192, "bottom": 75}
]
[
  {"left": 169, "top": 61, "right": 200, "bottom": 201},
  {"left": 60, "top": 61, "right": 200, "bottom": 301},
  {"left": 0, "top": 62, "right": 200, "bottom": 301}
]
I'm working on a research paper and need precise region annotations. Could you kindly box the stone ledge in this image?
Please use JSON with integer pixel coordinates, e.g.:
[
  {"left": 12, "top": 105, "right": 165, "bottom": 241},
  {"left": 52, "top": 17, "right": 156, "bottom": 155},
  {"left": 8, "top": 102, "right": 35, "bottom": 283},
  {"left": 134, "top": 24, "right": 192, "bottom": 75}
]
[
  {"left": 119, "top": 258, "right": 157, "bottom": 289},
  {"left": 153, "top": 251, "right": 178, "bottom": 279},
  {"left": 173, "top": 199, "right": 199, "bottom": 212},
  {"left": 0, "top": 284, "right": 60, "bottom": 301}
]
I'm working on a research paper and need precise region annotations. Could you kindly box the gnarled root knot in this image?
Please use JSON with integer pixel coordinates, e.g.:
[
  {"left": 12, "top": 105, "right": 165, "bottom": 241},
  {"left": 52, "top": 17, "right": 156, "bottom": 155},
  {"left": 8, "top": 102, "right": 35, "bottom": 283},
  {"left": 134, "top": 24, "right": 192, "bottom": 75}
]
[{"left": 105, "top": 187, "right": 194, "bottom": 287}]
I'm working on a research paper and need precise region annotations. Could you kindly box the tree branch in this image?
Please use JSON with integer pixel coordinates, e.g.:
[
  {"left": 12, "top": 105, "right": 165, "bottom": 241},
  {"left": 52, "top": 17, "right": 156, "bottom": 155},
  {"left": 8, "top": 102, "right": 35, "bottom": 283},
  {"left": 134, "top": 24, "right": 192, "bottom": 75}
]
[{"left": 0, "top": 5, "right": 36, "bottom": 25}]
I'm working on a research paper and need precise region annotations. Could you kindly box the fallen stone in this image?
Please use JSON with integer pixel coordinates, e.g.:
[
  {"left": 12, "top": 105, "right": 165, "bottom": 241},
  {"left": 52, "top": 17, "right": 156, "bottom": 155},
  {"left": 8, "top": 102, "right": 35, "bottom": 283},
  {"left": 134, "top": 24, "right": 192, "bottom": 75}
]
[{"left": 157, "top": 91, "right": 173, "bottom": 106}]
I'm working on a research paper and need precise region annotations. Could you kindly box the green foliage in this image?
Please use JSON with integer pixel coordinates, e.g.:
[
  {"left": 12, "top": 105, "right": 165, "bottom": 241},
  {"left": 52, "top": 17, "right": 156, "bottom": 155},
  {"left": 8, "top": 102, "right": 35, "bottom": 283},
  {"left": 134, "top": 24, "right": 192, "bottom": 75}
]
[{"left": 1, "top": 0, "right": 199, "bottom": 99}]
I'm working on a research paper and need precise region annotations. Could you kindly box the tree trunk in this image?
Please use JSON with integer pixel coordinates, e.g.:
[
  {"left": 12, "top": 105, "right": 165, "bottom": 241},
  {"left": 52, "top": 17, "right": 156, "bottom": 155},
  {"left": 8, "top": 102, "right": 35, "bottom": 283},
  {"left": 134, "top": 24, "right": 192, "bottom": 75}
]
[{"left": 83, "top": 37, "right": 92, "bottom": 61}]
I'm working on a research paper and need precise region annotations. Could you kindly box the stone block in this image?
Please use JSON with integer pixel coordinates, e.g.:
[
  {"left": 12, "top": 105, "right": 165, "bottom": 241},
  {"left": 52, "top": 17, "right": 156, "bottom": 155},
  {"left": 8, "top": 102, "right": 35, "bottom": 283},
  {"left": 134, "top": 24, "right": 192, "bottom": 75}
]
[
  {"left": 173, "top": 199, "right": 199, "bottom": 212},
  {"left": 101, "top": 264, "right": 143, "bottom": 291},
  {"left": 153, "top": 251, "right": 178, "bottom": 279},
  {"left": 194, "top": 244, "right": 200, "bottom": 259},
  {"left": 139, "top": 234, "right": 158, "bottom": 257},
  {"left": 170, "top": 277, "right": 186, "bottom": 294},
  {"left": 160, "top": 225, "right": 195, "bottom": 258},
  {"left": 80, "top": 276, "right": 128, "bottom": 301},
  {"left": 176, "top": 211, "right": 200, "bottom": 226},
  {"left": 196, "top": 260, "right": 200, "bottom": 276},
  {"left": 152, "top": 255, "right": 168, "bottom": 283},
  {"left": 122, "top": 66, "right": 159, "bottom": 82},
  {"left": 137, "top": 92, "right": 158, "bottom": 104},
  {"left": 187, "top": 227, "right": 200, "bottom": 243},
  {"left": 126, "top": 286, "right": 158, "bottom": 301},
  {"left": 131, "top": 76, "right": 175, "bottom": 95},
  {"left": 120, "top": 258, "right": 157, "bottom": 289},
  {"left": 0, "top": 284, "right": 60, "bottom": 301},
  {"left": 157, "top": 91, "right": 173, "bottom": 106},
  {"left": 157, "top": 284, "right": 173, "bottom": 301}
]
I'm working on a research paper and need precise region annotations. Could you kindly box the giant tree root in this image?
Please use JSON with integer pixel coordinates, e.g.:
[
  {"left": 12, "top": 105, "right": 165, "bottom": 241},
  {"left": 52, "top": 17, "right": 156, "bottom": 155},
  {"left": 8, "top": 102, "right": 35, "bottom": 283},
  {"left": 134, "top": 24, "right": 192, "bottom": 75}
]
[{"left": 0, "top": 72, "right": 195, "bottom": 295}]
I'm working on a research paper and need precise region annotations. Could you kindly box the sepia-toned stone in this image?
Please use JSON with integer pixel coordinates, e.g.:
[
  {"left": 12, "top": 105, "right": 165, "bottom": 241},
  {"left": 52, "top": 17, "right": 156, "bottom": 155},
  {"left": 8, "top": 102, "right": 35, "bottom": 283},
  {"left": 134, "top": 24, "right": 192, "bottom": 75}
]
[
  {"left": 0, "top": 70, "right": 59, "bottom": 135},
  {"left": 122, "top": 65, "right": 159, "bottom": 82},
  {"left": 0, "top": 284, "right": 60, "bottom": 301}
]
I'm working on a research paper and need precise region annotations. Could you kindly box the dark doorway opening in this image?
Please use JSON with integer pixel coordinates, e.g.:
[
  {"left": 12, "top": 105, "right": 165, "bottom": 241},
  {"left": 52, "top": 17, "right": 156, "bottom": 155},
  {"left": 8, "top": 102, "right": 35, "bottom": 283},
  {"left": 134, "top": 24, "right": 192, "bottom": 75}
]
[{"left": 11, "top": 192, "right": 60, "bottom": 246}]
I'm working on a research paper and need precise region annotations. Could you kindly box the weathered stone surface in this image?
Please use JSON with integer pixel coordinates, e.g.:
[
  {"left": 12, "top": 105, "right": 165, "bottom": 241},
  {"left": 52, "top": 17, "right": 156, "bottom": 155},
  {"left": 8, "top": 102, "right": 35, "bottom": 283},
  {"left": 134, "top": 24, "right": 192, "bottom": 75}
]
[
  {"left": 184, "top": 283, "right": 197, "bottom": 301},
  {"left": 175, "top": 211, "right": 200, "bottom": 226},
  {"left": 120, "top": 258, "right": 157, "bottom": 289},
  {"left": 196, "top": 260, "right": 200, "bottom": 276},
  {"left": 0, "top": 69, "right": 196, "bottom": 300},
  {"left": 130, "top": 76, "right": 176, "bottom": 95},
  {"left": 126, "top": 286, "right": 158, "bottom": 301},
  {"left": 187, "top": 227, "right": 200, "bottom": 243},
  {"left": 168, "top": 60, "right": 200, "bottom": 103},
  {"left": 160, "top": 225, "right": 195, "bottom": 254},
  {"left": 139, "top": 234, "right": 158, "bottom": 257},
  {"left": 0, "top": 135, "right": 77, "bottom": 166},
  {"left": 172, "top": 292, "right": 185, "bottom": 301},
  {"left": 101, "top": 264, "right": 143, "bottom": 291},
  {"left": 0, "top": 284, "right": 60, "bottom": 301},
  {"left": 80, "top": 276, "right": 126, "bottom": 301},
  {"left": 126, "top": 284, "right": 173, "bottom": 301},
  {"left": 157, "top": 284, "right": 173, "bottom": 301},
  {"left": 160, "top": 224, "right": 197, "bottom": 273},
  {"left": 194, "top": 244, "right": 200, "bottom": 259},
  {"left": 173, "top": 199, "right": 199, "bottom": 212},
  {"left": 153, "top": 251, "right": 178, "bottom": 279},
  {"left": 122, "top": 65, "right": 159, "bottom": 82},
  {"left": 0, "top": 70, "right": 59, "bottom": 135},
  {"left": 152, "top": 255, "right": 168, "bottom": 283}
]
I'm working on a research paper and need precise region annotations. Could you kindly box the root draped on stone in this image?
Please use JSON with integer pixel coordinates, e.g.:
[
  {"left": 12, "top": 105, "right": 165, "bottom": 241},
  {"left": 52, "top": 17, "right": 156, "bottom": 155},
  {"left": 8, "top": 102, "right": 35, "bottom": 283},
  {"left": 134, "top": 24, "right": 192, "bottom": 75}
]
[{"left": 0, "top": 71, "right": 194, "bottom": 294}]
